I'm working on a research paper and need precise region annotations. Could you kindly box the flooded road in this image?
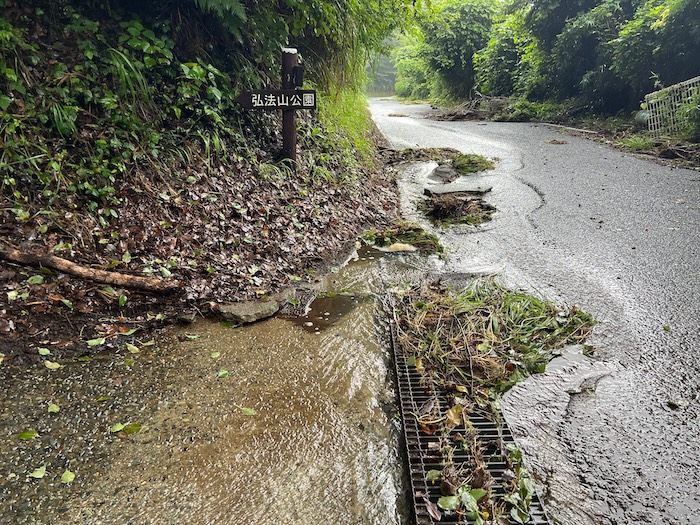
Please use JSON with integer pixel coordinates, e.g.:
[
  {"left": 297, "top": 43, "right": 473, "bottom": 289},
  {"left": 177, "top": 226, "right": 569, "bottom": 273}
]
[
  {"left": 0, "top": 251, "right": 418, "bottom": 525},
  {"left": 370, "top": 98, "right": 700, "bottom": 525}
]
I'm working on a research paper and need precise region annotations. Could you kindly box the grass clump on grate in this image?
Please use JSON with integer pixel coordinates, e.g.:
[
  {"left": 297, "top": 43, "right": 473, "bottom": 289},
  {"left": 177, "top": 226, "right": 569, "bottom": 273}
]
[{"left": 395, "top": 278, "right": 593, "bottom": 399}]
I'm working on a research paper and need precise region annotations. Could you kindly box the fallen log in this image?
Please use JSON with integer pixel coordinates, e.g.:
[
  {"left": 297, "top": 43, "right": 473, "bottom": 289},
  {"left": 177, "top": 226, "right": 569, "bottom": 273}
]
[{"left": 0, "top": 243, "right": 178, "bottom": 293}]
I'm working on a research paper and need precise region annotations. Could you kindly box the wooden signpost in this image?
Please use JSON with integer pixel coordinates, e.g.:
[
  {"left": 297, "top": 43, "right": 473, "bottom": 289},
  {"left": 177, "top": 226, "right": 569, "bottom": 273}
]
[{"left": 235, "top": 48, "right": 315, "bottom": 166}]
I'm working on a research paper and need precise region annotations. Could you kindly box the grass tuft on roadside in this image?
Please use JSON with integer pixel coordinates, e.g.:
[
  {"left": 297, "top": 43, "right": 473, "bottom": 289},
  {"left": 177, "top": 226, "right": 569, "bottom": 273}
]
[{"left": 452, "top": 153, "right": 496, "bottom": 174}]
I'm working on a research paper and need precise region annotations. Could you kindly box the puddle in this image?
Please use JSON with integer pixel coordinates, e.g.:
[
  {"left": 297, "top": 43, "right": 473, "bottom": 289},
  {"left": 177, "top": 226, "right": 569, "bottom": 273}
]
[{"left": 0, "top": 254, "right": 412, "bottom": 525}]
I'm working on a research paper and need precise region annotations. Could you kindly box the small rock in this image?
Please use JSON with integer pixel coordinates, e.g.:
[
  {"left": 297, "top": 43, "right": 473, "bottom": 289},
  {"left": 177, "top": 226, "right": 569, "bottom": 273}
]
[
  {"left": 667, "top": 399, "right": 689, "bottom": 410},
  {"left": 216, "top": 300, "right": 280, "bottom": 324},
  {"left": 428, "top": 164, "right": 460, "bottom": 183}
]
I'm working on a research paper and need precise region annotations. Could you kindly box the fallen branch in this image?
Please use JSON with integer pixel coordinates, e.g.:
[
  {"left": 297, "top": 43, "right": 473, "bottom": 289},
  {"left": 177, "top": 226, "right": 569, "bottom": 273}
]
[{"left": 0, "top": 243, "right": 178, "bottom": 293}]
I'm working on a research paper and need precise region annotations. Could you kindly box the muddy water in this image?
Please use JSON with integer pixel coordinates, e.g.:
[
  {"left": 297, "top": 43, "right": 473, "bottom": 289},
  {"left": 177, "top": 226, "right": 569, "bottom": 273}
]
[{"left": 0, "top": 253, "right": 415, "bottom": 525}]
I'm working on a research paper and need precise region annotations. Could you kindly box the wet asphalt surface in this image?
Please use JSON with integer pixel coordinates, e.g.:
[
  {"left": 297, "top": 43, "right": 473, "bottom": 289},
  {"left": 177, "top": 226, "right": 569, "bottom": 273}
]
[{"left": 370, "top": 98, "right": 700, "bottom": 525}]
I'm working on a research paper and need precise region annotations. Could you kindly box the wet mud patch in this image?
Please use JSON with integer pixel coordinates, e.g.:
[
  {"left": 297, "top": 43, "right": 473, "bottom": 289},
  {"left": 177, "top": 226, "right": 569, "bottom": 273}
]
[{"left": 419, "top": 192, "right": 496, "bottom": 226}]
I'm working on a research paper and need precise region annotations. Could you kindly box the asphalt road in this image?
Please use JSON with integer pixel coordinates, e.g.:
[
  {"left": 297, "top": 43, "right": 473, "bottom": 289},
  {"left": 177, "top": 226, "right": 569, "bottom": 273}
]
[{"left": 369, "top": 98, "right": 700, "bottom": 525}]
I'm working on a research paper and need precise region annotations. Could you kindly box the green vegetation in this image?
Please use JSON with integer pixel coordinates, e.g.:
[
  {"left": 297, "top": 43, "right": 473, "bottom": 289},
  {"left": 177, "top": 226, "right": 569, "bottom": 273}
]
[
  {"left": 677, "top": 92, "right": 700, "bottom": 140},
  {"left": 452, "top": 153, "right": 495, "bottom": 174},
  {"left": 393, "top": 0, "right": 497, "bottom": 102},
  {"left": 617, "top": 135, "right": 657, "bottom": 151},
  {"left": 390, "top": 0, "right": 700, "bottom": 131},
  {"left": 0, "top": 0, "right": 417, "bottom": 234},
  {"left": 395, "top": 278, "right": 593, "bottom": 397}
]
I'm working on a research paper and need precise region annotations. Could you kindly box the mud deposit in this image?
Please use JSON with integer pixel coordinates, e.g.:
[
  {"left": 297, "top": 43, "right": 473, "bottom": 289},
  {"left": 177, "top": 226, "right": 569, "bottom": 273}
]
[{"left": 0, "top": 254, "right": 408, "bottom": 525}]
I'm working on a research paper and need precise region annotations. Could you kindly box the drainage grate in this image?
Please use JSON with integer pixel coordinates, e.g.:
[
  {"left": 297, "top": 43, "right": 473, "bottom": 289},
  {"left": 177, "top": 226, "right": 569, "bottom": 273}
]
[{"left": 387, "top": 304, "right": 550, "bottom": 525}]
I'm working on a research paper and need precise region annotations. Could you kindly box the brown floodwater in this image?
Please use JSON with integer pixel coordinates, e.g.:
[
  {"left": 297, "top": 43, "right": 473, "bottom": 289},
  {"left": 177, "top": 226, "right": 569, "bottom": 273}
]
[{"left": 0, "top": 252, "right": 415, "bottom": 525}]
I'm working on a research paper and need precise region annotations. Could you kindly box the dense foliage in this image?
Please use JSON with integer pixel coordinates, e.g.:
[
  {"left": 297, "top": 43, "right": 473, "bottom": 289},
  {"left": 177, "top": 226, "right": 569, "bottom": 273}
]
[
  {"left": 393, "top": 0, "right": 496, "bottom": 102},
  {"left": 392, "top": 0, "right": 700, "bottom": 120},
  {"left": 0, "top": 0, "right": 414, "bottom": 229}
]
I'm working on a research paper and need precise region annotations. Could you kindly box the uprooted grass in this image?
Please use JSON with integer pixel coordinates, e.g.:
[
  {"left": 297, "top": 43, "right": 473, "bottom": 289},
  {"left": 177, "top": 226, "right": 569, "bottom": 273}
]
[
  {"left": 394, "top": 277, "right": 593, "bottom": 401},
  {"left": 381, "top": 147, "right": 463, "bottom": 166},
  {"left": 418, "top": 193, "right": 496, "bottom": 225},
  {"left": 452, "top": 154, "right": 496, "bottom": 175}
]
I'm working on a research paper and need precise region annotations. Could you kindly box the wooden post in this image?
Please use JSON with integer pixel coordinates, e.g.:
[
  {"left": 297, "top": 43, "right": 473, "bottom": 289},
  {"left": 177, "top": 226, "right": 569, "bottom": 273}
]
[{"left": 281, "top": 48, "right": 298, "bottom": 164}]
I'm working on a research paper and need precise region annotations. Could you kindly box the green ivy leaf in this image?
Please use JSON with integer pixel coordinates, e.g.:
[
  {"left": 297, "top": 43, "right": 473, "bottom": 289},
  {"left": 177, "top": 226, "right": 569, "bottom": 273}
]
[
  {"left": 44, "top": 360, "right": 63, "bottom": 370},
  {"left": 125, "top": 343, "right": 140, "bottom": 354},
  {"left": 86, "top": 337, "right": 106, "bottom": 347},
  {"left": 217, "top": 370, "right": 229, "bottom": 378},
  {"left": 437, "top": 495, "right": 460, "bottom": 511},
  {"left": 122, "top": 423, "right": 142, "bottom": 434},
  {"left": 426, "top": 469, "right": 442, "bottom": 483},
  {"left": 239, "top": 406, "right": 257, "bottom": 416},
  {"left": 48, "top": 403, "right": 60, "bottom": 413},
  {"left": 110, "top": 423, "right": 125, "bottom": 433},
  {"left": 37, "top": 347, "right": 51, "bottom": 356}
]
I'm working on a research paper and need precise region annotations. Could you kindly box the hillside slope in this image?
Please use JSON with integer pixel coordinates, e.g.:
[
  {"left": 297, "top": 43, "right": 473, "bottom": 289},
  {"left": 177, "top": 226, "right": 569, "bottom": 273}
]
[{"left": 0, "top": 0, "right": 398, "bottom": 362}]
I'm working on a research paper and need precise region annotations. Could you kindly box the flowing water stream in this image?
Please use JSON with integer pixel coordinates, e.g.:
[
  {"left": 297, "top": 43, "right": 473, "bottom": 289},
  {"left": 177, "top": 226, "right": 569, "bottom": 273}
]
[{"left": 1, "top": 246, "right": 432, "bottom": 525}]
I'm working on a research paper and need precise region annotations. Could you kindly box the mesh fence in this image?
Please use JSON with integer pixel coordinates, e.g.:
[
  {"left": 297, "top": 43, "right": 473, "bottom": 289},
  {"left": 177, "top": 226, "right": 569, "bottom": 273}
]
[{"left": 645, "top": 76, "right": 700, "bottom": 135}]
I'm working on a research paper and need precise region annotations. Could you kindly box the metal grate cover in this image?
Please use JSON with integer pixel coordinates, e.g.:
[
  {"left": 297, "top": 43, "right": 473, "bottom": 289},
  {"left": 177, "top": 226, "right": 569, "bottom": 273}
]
[{"left": 388, "top": 307, "right": 550, "bottom": 525}]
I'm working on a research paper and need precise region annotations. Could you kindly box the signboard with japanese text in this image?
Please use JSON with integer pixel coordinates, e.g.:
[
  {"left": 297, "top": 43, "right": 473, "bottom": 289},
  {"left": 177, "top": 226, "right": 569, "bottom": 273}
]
[{"left": 235, "top": 89, "right": 316, "bottom": 110}]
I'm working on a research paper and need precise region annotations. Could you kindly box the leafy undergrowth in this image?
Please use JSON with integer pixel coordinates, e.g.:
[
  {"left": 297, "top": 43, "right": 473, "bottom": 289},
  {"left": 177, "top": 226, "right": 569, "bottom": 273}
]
[
  {"left": 359, "top": 222, "right": 445, "bottom": 256},
  {"left": 392, "top": 278, "right": 594, "bottom": 522},
  {"left": 0, "top": 2, "right": 399, "bottom": 363}
]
